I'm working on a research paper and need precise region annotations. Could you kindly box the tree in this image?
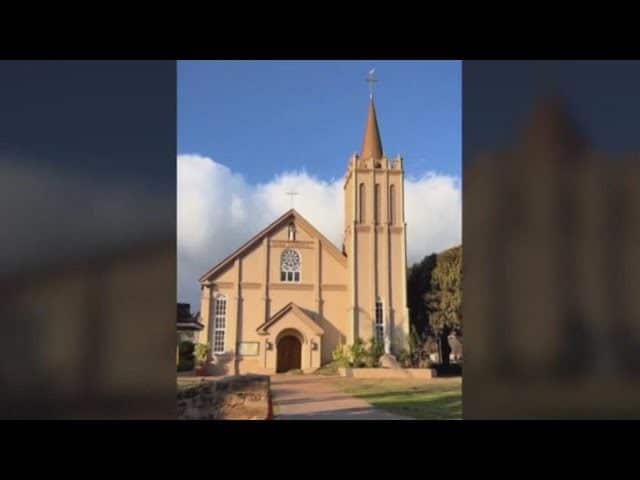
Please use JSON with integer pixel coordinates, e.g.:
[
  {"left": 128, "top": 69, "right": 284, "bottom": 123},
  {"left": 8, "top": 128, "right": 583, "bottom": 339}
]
[
  {"left": 424, "top": 246, "right": 462, "bottom": 364},
  {"left": 407, "top": 253, "right": 437, "bottom": 335}
]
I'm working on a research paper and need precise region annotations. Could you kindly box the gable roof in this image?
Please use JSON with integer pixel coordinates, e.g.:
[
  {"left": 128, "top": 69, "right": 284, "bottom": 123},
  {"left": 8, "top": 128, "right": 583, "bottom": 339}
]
[
  {"left": 199, "top": 209, "right": 346, "bottom": 283},
  {"left": 256, "top": 302, "right": 324, "bottom": 336}
]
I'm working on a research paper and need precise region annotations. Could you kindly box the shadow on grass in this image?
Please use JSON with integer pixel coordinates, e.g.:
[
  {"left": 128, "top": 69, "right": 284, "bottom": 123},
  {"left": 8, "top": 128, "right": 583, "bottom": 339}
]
[
  {"left": 342, "top": 387, "right": 462, "bottom": 420},
  {"left": 346, "top": 387, "right": 459, "bottom": 399},
  {"left": 274, "top": 406, "right": 411, "bottom": 420},
  {"left": 366, "top": 392, "right": 462, "bottom": 420}
]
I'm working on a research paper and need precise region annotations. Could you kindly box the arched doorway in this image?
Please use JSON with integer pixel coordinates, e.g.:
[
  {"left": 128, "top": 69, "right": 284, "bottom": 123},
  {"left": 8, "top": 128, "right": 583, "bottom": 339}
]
[{"left": 277, "top": 335, "right": 302, "bottom": 373}]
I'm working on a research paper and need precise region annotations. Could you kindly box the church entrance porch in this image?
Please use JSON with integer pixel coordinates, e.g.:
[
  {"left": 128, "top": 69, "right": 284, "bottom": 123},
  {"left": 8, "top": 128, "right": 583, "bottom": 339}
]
[
  {"left": 257, "top": 302, "right": 324, "bottom": 373},
  {"left": 277, "top": 334, "right": 302, "bottom": 373}
]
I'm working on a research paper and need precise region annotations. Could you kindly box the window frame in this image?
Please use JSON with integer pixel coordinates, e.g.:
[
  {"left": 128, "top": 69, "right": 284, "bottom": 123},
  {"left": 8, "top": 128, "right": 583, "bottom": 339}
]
[
  {"left": 375, "top": 297, "right": 384, "bottom": 344},
  {"left": 280, "top": 248, "right": 301, "bottom": 283},
  {"left": 212, "top": 295, "right": 227, "bottom": 354}
]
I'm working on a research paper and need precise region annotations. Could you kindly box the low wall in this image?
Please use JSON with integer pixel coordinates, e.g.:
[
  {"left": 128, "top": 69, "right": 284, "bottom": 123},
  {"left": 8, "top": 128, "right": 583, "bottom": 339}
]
[
  {"left": 338, "top": 368, "right": 437, "bottom": 379},
  {"left": 177, "top": 374, "right": 271, "bottom": 420}
]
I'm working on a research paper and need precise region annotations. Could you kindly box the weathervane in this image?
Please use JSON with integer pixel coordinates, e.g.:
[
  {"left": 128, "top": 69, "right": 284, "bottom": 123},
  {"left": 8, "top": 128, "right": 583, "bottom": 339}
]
[
  {"left": 286, "top": 190, "right": 300, "bottom": 209},
  {"left": 366, "top": 68, "right": 377, "bottom": 99}
]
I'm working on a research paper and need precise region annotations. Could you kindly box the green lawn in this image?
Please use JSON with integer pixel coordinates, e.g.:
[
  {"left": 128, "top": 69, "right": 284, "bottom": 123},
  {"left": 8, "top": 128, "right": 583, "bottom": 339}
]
[{"left": 331, "top": 376, "right": 462, "bottom": 420}]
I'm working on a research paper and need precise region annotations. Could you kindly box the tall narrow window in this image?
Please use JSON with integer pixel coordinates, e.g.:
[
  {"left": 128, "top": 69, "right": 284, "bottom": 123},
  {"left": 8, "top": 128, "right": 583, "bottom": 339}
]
[
  {"left": 359, "top": 183, "right": 366, "bottom": 223},
  {"left": 280, "top": 249, "right": 301, "bottom": 283},
  {"left": 375, "top": 298, "right": 384, "bottom": 344},
  {"left": 375, "top": 183, "right": 381, "bottom": 224},
  {"left": 213, "top": 295, "right": 227, "bottom": 354},
  {"left": 389, "top": 185, "right": 396, "bottom": 225},
  {"left": 288, "top": 223, "right": 296, "bottom": 241}
]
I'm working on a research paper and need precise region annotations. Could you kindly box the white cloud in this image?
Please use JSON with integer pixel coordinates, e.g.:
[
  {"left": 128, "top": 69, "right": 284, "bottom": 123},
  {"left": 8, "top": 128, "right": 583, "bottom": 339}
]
[
  {"left": 177, "top": 154, "right": 461, "bottom": 310},
  {"left": 404, "top": 172, "right": 462, "bottom": 264}
]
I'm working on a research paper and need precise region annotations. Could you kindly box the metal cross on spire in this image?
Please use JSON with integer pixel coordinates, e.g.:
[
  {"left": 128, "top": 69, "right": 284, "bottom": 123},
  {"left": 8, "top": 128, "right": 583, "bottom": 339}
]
[
  {"left": 286, "top": 191, "right": 300, "bottom": 209},
  {"left": 366, "top": 68, "right": 377, "bottom": 99}
]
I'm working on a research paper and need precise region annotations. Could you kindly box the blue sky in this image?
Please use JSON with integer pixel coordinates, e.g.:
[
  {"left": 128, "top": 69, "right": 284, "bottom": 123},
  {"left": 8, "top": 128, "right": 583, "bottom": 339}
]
[
  {"left": 177, "top": 61, "right": 462, "bottom": 309},
  {"left": 178, "top": 61, "right": 461, "bottom": 183}
]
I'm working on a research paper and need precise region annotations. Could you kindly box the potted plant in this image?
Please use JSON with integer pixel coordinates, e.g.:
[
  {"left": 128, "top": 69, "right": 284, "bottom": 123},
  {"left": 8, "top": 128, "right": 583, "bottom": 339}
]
[{"left": 194, "top": 343, "right": 211, "bottom": 376}]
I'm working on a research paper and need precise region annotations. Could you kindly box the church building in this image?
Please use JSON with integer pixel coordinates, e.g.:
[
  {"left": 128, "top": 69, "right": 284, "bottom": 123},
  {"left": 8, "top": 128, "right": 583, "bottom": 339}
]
[{"left": 198, "top": 92, "right": 410, "bottom": 375}]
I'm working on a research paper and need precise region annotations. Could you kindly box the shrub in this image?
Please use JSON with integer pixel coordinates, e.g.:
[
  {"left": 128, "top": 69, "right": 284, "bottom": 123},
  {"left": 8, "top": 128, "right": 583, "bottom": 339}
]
[
  {"left": 397, "top": 349, "right": 412, "bottom": 368},
  {"left": 363, "top": 355, "right": 376, "bottom": 368},
  {"left": 194, "top": 343, "right": 210, "bottom": 366},
  {"left": 179, "top": 341, "right": 195, "bottom": 357},
  {"left": 177, "top": 358, "right": 194, "bottom": 372},
  {"left": 332, "top": 338, "right": 384, "bottom": 368},
  {"left": 177, "top": 341, "right": 196, "bottom": 372},
  {"left": 365, "top": 337, "right": 384, "bottom": 367},
  {"left": 350, "top": 338, "right": 367, "bottom": 368},
  {"left": 331, "top": 342, "right": 350, "bottom": 367}
]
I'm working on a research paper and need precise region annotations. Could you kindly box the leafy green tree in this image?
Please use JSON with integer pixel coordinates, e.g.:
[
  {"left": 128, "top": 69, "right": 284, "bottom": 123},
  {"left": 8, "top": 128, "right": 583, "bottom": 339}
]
[
  {"left": 407, "top": 253, "right": 437, "bottom": 335},
  {"left": 424, "top": 246, "right": 462, "bottom": 364}
]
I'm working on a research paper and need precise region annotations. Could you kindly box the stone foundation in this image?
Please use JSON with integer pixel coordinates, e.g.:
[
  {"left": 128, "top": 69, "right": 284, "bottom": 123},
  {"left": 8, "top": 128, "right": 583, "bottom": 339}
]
[
  {"left": 337, "top": 368, "right": 437, "bottom": 379},
  {"left": 177, "top": 374, "right": 271, "bottom": 420}
]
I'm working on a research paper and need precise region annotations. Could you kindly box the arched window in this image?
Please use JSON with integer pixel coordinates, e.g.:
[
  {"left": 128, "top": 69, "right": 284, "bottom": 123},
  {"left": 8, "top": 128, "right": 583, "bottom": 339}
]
[
  {"left": 287, "top": 223, "right": 296, "bottom": 241},
  {"left": 375, "top": 297, "right": 384, "bottom": 344},
  {"left": 280, "top": 249, "right": 301, "bottom": 283},
  {"left": 375, "top": 183, "right": 381, "bottom": 224},
  {"left": 359, "top": 183, "right": 366, "bottom": 223},
  {"left": 389, "top": 185, "right": 396, "bottom": 225},
  {"left": 213, "top": 295, "right": 227, "bottom": 354}
]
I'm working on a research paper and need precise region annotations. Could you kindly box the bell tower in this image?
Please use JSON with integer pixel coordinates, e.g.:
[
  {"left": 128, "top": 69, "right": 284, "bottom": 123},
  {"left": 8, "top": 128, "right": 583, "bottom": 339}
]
[{"left": 343, "top": 77, "right": 410, "bottom": 354}]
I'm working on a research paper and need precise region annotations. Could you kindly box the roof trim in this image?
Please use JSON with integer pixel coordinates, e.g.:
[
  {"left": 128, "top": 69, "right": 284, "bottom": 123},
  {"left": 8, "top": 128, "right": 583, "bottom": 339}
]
[
  {"left": 177, "top": 322, "right": 204, "bottom": 331},
  {"left": 199, "top": 209, "right": 346, "bottom": 283},
  {"left": 256, "top": 302, "right": 324, "bottom": 336}
]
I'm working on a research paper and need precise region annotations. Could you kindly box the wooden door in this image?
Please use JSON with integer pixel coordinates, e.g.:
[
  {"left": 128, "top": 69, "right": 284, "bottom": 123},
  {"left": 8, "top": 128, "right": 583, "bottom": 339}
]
[{"left": 277, "top": 336, "right": 301, "bottom": 373}]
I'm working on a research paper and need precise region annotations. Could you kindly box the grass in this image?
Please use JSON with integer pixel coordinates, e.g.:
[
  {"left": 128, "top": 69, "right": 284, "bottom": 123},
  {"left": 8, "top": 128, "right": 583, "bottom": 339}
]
[{"left": 331, "top": 376, "right": 462, "bottom": 420}]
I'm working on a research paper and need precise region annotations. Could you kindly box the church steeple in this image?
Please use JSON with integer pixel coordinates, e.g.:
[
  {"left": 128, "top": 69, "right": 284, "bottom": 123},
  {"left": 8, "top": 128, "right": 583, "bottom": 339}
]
[
  {"left": 360, "top": 98, "right": 383, "bottom": 160},
  {"left": 343, "top": 70, "right": 409, "bottom": 354}
]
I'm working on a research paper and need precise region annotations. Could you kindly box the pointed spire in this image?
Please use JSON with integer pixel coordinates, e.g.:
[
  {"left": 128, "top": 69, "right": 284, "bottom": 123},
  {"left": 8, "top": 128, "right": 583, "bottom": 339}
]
[{"left": 360, "top": 97, "right": 383, "bottom": 159}]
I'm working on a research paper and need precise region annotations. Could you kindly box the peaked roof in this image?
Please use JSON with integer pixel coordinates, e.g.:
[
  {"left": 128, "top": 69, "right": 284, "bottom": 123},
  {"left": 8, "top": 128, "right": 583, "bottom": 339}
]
[
  {"left": 256, "top": 302, "right": 324, "bottom": 335},
  {"left": 199, "top": 209, "right": 346, "bottom": 283},
  {"left": 360, "top": 97, "right": 383, "bottom": 159}
]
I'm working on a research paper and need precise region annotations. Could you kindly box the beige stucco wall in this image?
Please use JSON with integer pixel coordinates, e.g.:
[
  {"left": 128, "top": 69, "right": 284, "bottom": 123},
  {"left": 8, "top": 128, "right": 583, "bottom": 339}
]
[
  {"left": 342, "top": 155, "right": 409, "bottom": 355},
  {"left": 201, "top": 215, "right": 349, "bottom": 375},
  {"left": 199, "top": 151, "right": 409, "bottom": 374}
]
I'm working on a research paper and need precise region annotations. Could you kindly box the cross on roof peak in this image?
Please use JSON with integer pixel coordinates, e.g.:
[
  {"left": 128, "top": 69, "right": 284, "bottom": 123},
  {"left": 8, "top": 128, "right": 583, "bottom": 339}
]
[
  {"left": 286, "top": 191, "right": 300, "bottom": 209},
  {"left": 366, "top": 68, "right": 377, "bottom": 99}
]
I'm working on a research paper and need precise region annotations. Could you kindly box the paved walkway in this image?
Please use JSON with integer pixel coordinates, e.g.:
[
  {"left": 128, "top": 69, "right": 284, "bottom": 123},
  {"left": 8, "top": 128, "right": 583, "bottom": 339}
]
[{"left": 270, "top": 375, "right": 411, "bottom": 420}]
